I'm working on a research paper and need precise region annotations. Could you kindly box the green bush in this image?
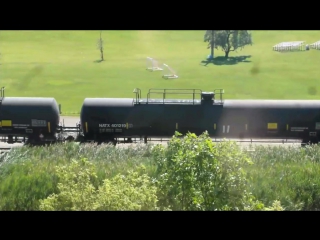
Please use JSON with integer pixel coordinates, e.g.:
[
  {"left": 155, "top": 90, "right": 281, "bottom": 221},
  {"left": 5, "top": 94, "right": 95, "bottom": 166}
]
[
  {"left": 39, "top": 159, "right": 158, "bottom": 211},
  {"left": 152, "top": 131, "right": 273, "bottom": 211}
]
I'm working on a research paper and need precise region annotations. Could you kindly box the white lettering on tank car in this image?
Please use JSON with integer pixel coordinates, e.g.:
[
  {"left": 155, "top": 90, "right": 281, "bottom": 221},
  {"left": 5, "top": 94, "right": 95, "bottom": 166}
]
[
  {"left": 99, "top": 123, "right": 133, "bottom": 128},
  {"left": 31, "top": 119, "right": 47, "bottom": 127},
  {"left": 291, "top": 127, "right": 308, "bottom": 132},
  {"left": 13, "top": 124, "right": 30, "bottom": 127},
  {"left": 99, "top": 124, "right": 110, "bottom": 127},
  {"left": 111, "top": 124, "right": 127, "bottom": 128},
  {"left": 13, "top": 123, "right": 29, "bottom": 129}
]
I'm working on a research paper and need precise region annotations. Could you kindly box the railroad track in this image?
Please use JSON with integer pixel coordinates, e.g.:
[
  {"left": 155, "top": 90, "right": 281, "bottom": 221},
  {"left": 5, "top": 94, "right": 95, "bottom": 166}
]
[
  {"left": 0, "top": 148, "right": 11, "bottom": 150},
  {"left": 0, "top": 138, "right": 305, "bottom": 154},
  {"left": 123, "top": 137, "right": 302, "bottom": 144},
  {"left": 0, "top": 148, "right": 12, "bottom": 154}
]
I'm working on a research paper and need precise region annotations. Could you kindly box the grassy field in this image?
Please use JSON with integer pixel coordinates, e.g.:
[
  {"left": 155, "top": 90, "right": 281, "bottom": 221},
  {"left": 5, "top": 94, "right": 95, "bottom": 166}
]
[{"left": 1, "top": 30, "right": 320, "bottom": 115}]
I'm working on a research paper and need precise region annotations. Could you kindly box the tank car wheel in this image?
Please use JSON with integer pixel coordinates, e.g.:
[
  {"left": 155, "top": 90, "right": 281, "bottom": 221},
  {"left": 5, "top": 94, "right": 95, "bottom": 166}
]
[
  {"left": 65, "top": 136, "right": 75, "bottom": 142},
  {"left": 25, "top": 138, "right": 37, "bottom": 147},
  {"left": 75, "top": 135, "right": 85, "bottom": 142},
  {"left": 301, "top": 139, "right": 318, "bottom": 147},
  {"left": 301, "top": 139, "right": 309, "bottom": 147},
  {"left": 44, "top": 141, "right": 55, "bottom": 147},
  {"left": 104, "top": 139, "right": 117, "bottom": 146}
]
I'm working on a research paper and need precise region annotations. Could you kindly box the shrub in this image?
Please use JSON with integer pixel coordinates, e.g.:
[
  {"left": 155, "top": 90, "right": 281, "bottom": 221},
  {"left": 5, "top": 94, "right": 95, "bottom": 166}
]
[
  {"left": 152, "top": 131, "right": 267, "bottom": 211},
  {"left": 39, "top": 159, "right": 158, "bottom": 211},
  {"left": 94, "top": 166, "right": 158, "bottom": 211}
]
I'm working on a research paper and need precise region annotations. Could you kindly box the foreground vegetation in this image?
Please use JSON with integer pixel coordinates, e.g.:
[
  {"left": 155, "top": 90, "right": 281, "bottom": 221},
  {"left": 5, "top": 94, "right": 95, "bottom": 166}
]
[
  {"left": 1, "top": 132, "right": 320, "bottom": 210},
  {"left": 1, "top": 30, "right": 320, "bottom": 114}
]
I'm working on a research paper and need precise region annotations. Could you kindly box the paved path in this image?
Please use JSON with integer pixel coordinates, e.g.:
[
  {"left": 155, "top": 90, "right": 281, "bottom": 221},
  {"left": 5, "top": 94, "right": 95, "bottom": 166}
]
[{"left": 60, "top": 116, "right": 80, "bottom": 127}]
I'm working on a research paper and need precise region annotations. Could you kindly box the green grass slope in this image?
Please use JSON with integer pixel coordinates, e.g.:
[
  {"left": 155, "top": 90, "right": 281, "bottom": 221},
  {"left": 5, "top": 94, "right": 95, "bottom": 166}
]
[{"left": 0, "top": 30, "right": 319, "bottom": 114}]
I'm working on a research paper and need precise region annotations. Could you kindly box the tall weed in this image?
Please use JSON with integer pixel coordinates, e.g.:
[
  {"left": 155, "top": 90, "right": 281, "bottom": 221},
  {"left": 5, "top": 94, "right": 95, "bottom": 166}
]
[
  {"left": 0, "top": 143, "right": 154, "bottom": 210},
  {"left": 246, "top": 145, "right": 320, "bottom": 210},
  {"left": 3, "top": 137, "right": 320, "bottom": 210}
]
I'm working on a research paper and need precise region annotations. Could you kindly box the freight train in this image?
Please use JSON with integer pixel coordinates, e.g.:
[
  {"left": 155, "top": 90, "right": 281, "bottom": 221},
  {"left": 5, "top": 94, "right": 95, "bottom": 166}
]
[{"left": 0, "top": 87, "right": 319, "bottom": 147}]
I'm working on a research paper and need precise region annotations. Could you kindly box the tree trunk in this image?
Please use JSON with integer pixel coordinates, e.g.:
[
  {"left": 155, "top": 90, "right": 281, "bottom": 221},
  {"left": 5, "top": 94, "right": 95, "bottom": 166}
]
[
  {"left": 224, "top": 50, "right": 229, "bottom": 58},
  {"left": 211, "top": 30, "right": 215, "bottom": 58},
  {"left": 100, "top": 49, "right": 104, "bottom": 61}
]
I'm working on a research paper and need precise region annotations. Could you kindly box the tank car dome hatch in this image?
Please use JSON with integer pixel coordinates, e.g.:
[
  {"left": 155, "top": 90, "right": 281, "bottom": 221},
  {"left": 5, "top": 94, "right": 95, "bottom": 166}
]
[{"left": 201, "top": 92, "right": 215, "bottom": 101}]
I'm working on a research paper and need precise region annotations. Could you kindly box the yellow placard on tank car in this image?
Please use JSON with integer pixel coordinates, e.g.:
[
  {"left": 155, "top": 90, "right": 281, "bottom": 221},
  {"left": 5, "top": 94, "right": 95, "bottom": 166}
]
[
  {"left": 0, "top": 120, "right": 12, "bottom": 127},
  {"left": 267, "top": 123, "right": 278, "bottom": 130}
]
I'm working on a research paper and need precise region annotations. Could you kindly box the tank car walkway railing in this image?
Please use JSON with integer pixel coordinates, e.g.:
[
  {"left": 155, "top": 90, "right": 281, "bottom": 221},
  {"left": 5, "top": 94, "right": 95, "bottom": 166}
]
[
  {"left": 213, "top": 88, "right": 224, "bottom": 103},
  {"left": 133, "top": 88, "right": 142, "bottom": 103},
  {"left": 133, "top": 88, "right": 225, "bottom": 105},
  {"left": 145, "top": 88, "right": 202, "bottom": 104}
]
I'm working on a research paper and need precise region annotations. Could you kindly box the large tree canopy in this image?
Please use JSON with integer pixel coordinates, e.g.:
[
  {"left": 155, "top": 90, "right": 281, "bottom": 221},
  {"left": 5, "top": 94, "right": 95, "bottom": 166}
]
[{"left": 204, "top": 30, "right": 253, "bottom": 58}]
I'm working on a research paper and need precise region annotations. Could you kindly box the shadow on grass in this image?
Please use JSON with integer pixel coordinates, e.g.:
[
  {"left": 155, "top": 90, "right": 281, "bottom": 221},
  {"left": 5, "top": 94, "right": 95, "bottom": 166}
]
[
  {"left": 161, "top": 76, "right": 179, "bottom": 80},
  {"left": 200, "top": 55, "right": 252, "bottom": 66},
  {"left": 94, "top": 59, "right": 104, "bottom": 63}
]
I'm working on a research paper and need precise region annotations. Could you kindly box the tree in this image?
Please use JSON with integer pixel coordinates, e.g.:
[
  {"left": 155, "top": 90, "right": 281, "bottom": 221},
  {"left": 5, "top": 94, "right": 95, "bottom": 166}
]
[
  {"left": 204, "top": 30, "right": 215, "bottom": 59},
  {"left": 96, "top": 31, "right": 104, "bottom": 61},
  {"left": 204, "top": 30, "right": 252, "bottom": 58}
]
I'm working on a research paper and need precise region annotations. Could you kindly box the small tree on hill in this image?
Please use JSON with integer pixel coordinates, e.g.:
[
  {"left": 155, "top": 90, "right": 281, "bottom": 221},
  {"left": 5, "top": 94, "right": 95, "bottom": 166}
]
[
  {"left": 97, "top": 31, "right": 104, "bottom": 61},
  {"left": 204, "top": 30, "right": 252, "bottom": 58}
]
